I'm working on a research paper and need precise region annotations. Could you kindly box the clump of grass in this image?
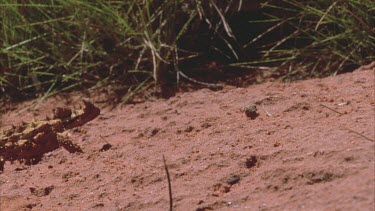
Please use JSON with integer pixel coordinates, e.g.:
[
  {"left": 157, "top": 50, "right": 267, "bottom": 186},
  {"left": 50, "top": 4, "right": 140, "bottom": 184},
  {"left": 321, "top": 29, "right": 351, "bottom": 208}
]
[
  {"left": 0, "top": 0, "right": 183, "bottom": 101},
  {"left": 1, "top": 1, "right": 374, "bottom": 102},
  {"left": 234, "top": 0, "right": 375, "bottom": 79}
]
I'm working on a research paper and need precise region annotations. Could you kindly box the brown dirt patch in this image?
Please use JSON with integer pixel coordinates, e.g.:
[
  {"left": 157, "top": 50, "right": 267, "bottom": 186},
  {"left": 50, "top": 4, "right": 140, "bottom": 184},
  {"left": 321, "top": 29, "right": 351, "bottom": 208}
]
[{"left": 1, "top": 64, "right": 374, "bottom": 210}]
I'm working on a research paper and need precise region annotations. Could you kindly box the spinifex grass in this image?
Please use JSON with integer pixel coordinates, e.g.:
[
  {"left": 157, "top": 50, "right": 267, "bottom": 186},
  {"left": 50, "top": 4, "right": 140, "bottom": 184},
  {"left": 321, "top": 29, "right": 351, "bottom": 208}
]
[
  {"left": 0, "top": 0, "right": 182, "bottom": 102},
  {"left": 233, "top": 0, "right": 375, "bottom": 79},
  {"left": 1, "top": 0, "right": 374, "bottom": 102}
]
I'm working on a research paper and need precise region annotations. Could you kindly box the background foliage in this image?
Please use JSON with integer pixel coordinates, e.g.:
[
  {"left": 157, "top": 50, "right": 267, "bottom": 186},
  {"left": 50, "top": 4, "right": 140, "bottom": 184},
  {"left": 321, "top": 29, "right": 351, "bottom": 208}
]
[{"left": 0, "top": 0, "right": 374, "bottom": 102}]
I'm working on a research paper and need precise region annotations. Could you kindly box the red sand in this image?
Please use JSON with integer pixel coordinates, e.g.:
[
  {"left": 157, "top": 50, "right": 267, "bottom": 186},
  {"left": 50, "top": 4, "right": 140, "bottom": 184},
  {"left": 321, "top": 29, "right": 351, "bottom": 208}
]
[{"left": 1, "top": 64, "right": 374, "bottom": 210}]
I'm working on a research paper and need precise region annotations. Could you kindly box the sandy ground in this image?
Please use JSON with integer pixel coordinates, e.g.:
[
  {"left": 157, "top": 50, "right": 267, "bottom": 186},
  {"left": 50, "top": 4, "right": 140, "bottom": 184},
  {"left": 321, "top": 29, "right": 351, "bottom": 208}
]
[{"left": 0, "top": 64, "right": 374, "bottom": 211}]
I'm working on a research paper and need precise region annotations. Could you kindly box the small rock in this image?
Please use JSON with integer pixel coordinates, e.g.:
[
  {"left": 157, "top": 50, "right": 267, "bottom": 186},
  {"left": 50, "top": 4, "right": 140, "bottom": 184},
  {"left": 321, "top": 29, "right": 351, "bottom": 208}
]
[
  {"left": 184, "top": 126, "right": 194, "bottom": 133},
  {"left": 99, "top": 143, "right": 112, "bottom": 152},
  {"left": 226, "top": 176, "right": 240, "bottom": 185},
  {"left": 246, "top": 156, "right": 258, "bottom": 168},
  {"left": 241, "top": 105, "right": 259, "bottom": 119},
  {"left": 30, "top": 185, "right": 54, "bottom": 197}
]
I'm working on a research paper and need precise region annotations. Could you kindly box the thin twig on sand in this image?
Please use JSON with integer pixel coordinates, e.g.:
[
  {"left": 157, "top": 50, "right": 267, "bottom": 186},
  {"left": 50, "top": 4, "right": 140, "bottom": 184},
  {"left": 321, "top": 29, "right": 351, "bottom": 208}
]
[
  {"left": 319, "top": 104, "right": 344, "bottom": 115},
  {"left": 163, "top": 155, "right": 173, "bottom": 211}
]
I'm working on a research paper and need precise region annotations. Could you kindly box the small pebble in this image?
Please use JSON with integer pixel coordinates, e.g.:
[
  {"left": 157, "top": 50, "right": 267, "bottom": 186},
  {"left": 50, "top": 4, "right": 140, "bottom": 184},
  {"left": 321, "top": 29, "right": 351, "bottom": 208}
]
[{"left": 227, "top": 176, "right": 240, "bottom": 185}]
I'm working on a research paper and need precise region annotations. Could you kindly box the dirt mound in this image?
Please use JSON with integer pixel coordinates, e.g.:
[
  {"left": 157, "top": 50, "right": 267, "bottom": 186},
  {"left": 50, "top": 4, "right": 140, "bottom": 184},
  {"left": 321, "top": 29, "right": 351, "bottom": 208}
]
[{"left": 1, "top": 65, "right": 374, "bottom": 210}]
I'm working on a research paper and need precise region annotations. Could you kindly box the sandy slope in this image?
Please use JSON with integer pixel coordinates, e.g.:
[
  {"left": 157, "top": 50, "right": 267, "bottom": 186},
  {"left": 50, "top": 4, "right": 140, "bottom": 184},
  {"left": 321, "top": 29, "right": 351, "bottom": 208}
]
[{"left": 0, "top": 64, "right": 374, "bottom": 210}]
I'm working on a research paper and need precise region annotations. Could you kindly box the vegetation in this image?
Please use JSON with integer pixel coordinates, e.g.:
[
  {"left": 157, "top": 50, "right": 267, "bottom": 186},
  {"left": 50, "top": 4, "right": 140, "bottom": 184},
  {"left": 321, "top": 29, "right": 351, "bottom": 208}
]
[
  {"left": 0, "top": 0, "right": 374, "bottom": 102},
  {"left": 238, "top": 0, "right": 375, "bottom": 80}
]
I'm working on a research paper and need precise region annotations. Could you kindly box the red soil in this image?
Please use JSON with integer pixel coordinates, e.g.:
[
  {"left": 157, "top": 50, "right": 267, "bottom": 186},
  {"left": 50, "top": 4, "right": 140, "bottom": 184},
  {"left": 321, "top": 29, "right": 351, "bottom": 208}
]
[{"left": 1, "top": 63, "right": 374, "bottom": 210}]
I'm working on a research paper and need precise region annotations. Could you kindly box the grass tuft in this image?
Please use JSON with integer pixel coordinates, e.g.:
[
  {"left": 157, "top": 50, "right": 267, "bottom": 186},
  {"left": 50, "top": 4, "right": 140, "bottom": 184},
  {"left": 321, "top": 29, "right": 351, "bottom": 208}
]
[
  {"left": 1, "top": 0, "right": 374, "bottom": 102},
  {"left": 237, "top": 0, "right": 375, "bottom": 79}
]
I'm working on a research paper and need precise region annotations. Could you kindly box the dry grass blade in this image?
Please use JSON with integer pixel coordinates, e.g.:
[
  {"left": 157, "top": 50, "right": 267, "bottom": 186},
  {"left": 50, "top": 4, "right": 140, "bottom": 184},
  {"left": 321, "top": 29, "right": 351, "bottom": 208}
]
[
  {"left": 343, "top": 127, "right": 375, "bottom": 142},
  {"left": 163, "top": 155, "right": 173, "bottom": 211},
  {"left": 319, "top": 104, "right": 344, "bottom": 115},
  {"left": 208, "top": 0, "right": 235, "bottom": 39},
  {"left": 315, "top": 1, "right": 337, "bottom": 30}
]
